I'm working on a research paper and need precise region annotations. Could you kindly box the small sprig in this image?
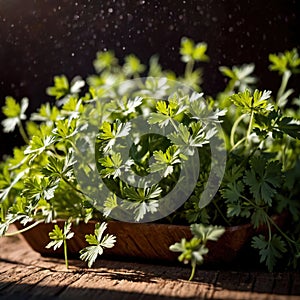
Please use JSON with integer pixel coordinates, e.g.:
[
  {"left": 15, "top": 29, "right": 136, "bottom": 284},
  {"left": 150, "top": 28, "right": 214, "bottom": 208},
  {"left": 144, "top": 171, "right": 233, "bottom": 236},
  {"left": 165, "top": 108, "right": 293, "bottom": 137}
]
[
  {"left": 1, "top": 97, "right": 29, "bottom": 142},
  {"left": 80, "top": 222, "right": 116, "bottom": 268},
  {"left": 46, "top": 222, "right": 74, "bottom": 268},
  {"left": 170, "top": 224, "right": 224, "bottom": 280}
]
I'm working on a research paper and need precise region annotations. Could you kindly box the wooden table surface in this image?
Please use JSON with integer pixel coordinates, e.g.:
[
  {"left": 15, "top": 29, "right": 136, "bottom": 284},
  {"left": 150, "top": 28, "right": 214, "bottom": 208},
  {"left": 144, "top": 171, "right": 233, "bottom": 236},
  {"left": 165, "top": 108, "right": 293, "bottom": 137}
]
[{"left": 0, "top": 225, "right": 299, "bottom": 300}]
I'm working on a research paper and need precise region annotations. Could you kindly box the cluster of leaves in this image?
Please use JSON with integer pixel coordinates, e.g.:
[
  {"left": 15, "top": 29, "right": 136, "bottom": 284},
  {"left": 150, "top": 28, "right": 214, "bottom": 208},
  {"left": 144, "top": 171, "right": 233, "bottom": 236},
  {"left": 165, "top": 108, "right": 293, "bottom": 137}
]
[
  {"left": 170, "top": 224, "right": 225, "bottom": 280},
  {"left": 0, "top": 37, "right": 299, "bottom": 273}
]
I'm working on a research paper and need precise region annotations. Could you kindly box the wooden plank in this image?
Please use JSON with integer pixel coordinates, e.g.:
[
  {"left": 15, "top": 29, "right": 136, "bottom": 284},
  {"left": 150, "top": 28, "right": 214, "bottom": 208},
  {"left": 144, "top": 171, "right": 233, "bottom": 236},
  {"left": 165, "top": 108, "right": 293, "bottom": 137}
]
[
  {"left": 26, "top": 271, "right": 83, "bottom": 299},
  {"left": 2, "top": 269, "right": 51, "bottom": 295},
  {"left": 1, "top": 228, "right": 300, "bottom": 299},
  {"left": 0, "top": 261, "right": 20, "bottom": 274},
  {"left": 252, "top": 272, "right": 275, "bottom": 294},
  {"left": 290, "top": 272, "right": 300, "bottom": 295},
  {"left": 59, "top": 272, "right": 120, "bottom": 299},
  {"left": 211, "top": 271, "right": 255, "bottom": 300},
  {"left": 0, "top": 266, "right": 41, "bottom": 291},
  {"left": 272, "top": 272, "right": 291, "bottom": 295}
]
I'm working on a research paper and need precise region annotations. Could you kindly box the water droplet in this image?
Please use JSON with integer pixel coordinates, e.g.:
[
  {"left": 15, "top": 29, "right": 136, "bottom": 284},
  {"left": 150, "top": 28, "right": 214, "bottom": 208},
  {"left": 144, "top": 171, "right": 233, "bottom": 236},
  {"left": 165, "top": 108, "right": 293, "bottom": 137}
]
[
  {"left": 127, "top": 13, "right": 133, "bottom": 22},
  {"left": 108, "top": 7, "right": 113, "bottom": 13},
  {"left": 228, "top": 27, "right": 234, "bottom": 33}
]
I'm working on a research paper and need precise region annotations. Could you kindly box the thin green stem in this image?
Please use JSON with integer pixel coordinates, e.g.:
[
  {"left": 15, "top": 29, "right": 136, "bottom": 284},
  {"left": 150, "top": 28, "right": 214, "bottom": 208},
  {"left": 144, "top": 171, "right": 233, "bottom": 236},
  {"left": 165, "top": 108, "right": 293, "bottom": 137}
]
[
  {"left": 266, "top": 219, "right": 272, "bottom": 242},
  {"left": 18, "top": 122, "right": 29, "bottom": 144},
  {"left": 276, "top": 70, "right": 291, "bottom": 104},
  {"left": 230, "top": 137, "right": 246, "bottom": 152},
  {"left": 246, "top": 110, "right": 254, "bottom": 147},
  {"left": 185, "top": 60, "right": 195, "bottom": 76},
  {"left": 213, "top": 200, "right": 231, "bottom": 226},
  {"left": 224, "top": 79, "right": 237, "bottom": 94},
  {"left": 230, "top": 113, "right": 247, "bottom": 148},
  {"left": 4, "top": 220, "right": 44, "bottom": 236},
  {"left": 189, "top": 261, "right": 196, "bottom": 281},
  {"left": 170, "top": 118, "right": 179, "bottom": 132},
  {"left": 267, "top": 214, "right": 297, "bottom": 245},
  {"left": 61, "top": 176, "right": 86, "bottom": 196},
  {"left": 63, "top": 238, "right": 69, "bottom": 269}
]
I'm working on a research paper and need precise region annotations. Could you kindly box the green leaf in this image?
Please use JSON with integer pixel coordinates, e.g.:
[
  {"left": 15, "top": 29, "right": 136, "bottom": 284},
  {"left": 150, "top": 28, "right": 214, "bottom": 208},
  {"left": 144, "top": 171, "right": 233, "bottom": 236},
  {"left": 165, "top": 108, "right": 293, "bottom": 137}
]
[
  {"left": 31, "top": 103, "right": 60, "bottom": 123},
  {"left": 149, "top": 145, "right": 181, "bottom": 177},
  {"left": 180, "top": 37, "right": 209, "bottom": 62},
  {"left": 24, "top": 135, "right": 56, "bottom": 156},
  {"left": 243, "top": 156, "right": 282, "bottom": 206},
  {"left": 1, "top": 97, "right": 28, "bottom": 133},
  {"left": 123, "top": 54, "right": 145, "bottom": 76},
  {"left": 98, "top": 153, "right": 123, "bottom": 179},
  {"left": 53, "top": 118, "right": 79, "bottom": 141},
  {"left": 148, "top": 97, "right": 186, "bottom": 128},
  {"left": 230, "top": 89, "right": 272, "bottom": 114},
  {"left": 252, "top": 234, "right": 287, "bottom": 271},
  {"left": 93, "top": 51, "right": 118, "bottom": 73},
  {"left": 46, "top": 75, "right": 70, "bottom": 100},
  {"left": 46, "top": 222, "right": 74, "bottom": 251},
  {"left": 190, "top": 224, "right": 225, "bottom": 243},
  {"left": 222, "top": 181, "right": 244, "bottom": 217},
  {"left": 269, "top": 49, "right": 300, "bottom": 74},
  {"left": 80, "top": 222, "right": 116, "bottom": 268},
  {"left": 168, "top": 122, "right": 213, "bottom": 156},
  {"left": 22, "top": 176, "right": 59, "bottom": 204},
  {"left": 220, "top": 64, "right": 256, "bottom": 92},
  {"left": 193, "top": 43, "right": 209, "bottom": 62},
  {"left": 103, "top": 193, "right": 118, "bottom": 217},
  {"left": 42, "top": 151, "right": 76, "bottom": 180},
  {"left": 251, "top": 208, "right": 269, "bottom": 228},
  {"left": 189, "top": 92, "right": 226, "bottom": 124},
  {"left": 98, "top": 120, "right": 131, "bottom": 151}
]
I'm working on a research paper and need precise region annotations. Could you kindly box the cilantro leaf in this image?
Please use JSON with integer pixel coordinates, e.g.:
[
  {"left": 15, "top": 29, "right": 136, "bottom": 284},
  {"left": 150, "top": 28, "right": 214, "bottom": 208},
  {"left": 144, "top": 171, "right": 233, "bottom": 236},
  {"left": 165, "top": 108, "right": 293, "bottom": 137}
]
[
  {"left": 219, "top": 64, "right": 256, "bottom": 92},
  {"left": 180, "top": 37, "right": 209, "bottom": 63},
  {"left": 230, "top": 89, "right": 272, "bottom": 114},
  {"left": 252, "top": 234, "right": 287, "bottom": 271},
  {"left": 243, "top": 157, "right": 282, "bottom": 206},
  {"left": 46, "top": 222, "right": 74, "bottom": 251},
  {"left": 149, "top": 145, "right": 181, "bottom": 177},
  {"left": 80, "top": 222, "right": 116, "bottom": 267},
  {"left": 1, "top": 97, "right": 28, "bottom": 133},
  {"left": 123, "top": 54, "right": 145, "bottom": 76},
  {"left": 269, "top": 48, "right": 300, "bottom": 75},
  {"left": 46, "top": 75, "right": 70, "bottom": 100},
  {"left": 98, "top": 153, "right": 123, "bottom": 179},
  {"left": 190, "top": 223, "right": 225, "bottom": 243}
]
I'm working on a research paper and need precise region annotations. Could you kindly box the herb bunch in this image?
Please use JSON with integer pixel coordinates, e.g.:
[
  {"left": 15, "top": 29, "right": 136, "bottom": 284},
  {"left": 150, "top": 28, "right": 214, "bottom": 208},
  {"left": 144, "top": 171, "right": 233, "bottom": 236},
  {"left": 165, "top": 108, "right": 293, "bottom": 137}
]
[{"left": 0, "top": 38, "right": 299, "bottom": 273}]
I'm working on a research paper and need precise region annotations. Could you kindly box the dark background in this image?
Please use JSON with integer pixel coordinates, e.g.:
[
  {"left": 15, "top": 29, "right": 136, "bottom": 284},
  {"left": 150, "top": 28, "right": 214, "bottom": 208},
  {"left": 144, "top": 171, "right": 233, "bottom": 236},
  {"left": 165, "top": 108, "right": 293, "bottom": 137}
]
[{"left": 0, "top": 0, "right": 299, "bottom": 157}]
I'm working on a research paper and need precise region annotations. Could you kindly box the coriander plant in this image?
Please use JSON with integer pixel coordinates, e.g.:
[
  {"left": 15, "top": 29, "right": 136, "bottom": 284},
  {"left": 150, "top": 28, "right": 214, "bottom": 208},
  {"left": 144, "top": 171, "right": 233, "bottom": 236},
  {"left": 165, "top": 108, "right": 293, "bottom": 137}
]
[{"left": 0, "top": 37, "right": 299, "bottom": 275}]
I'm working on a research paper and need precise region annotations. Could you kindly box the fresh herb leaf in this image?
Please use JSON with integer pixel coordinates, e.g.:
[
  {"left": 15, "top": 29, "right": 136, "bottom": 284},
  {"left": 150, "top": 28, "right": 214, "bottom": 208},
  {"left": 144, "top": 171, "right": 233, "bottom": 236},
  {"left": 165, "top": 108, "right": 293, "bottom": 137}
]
[{"left": 80, "top": 222, "right": 116, "bottom": 267}]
